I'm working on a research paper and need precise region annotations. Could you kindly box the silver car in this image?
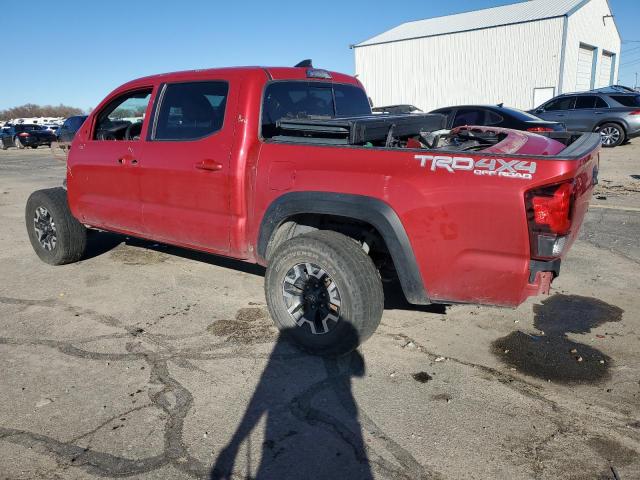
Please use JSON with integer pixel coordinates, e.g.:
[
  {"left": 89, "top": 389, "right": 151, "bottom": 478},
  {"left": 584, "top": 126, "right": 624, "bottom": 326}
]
[{"left": 531, "top": 91, "right": 640, "bottom": 147}]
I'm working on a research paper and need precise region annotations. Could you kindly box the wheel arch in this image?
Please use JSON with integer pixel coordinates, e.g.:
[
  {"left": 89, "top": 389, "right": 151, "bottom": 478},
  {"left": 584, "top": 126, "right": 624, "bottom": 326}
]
[
  {"left": 594, "top": 119, "right": 627, "bottom": 134},
  {"left": 257, "top": 191, "right": 430, "bottom": 305}
]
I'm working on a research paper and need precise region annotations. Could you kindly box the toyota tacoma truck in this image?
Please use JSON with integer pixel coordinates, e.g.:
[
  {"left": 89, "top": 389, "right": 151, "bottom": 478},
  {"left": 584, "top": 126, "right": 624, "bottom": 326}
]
[{"left": 25, "top": 62, "right": 601, "bottom": 355}]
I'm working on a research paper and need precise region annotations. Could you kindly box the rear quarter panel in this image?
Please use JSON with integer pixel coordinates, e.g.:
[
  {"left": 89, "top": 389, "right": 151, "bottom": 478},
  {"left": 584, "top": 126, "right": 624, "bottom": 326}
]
[{"left": 253, "top": 142, "right": 598, "bottom": 306}]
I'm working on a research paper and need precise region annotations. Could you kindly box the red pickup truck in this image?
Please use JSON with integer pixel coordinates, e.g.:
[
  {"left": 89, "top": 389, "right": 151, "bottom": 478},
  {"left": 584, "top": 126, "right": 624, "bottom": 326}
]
[{"left": 26, "top": 63, "right": 600, "bottom": 355}]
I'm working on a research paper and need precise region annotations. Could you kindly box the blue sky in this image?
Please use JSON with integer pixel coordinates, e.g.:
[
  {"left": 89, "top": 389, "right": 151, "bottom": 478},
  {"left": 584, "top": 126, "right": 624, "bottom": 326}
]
[{"left": 0, "top": 0, "right": 638, "bottom": 111}]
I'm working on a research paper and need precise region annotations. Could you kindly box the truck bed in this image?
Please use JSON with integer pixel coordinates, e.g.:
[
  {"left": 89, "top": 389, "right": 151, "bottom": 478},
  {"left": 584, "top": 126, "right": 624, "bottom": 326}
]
[{"left": 274, "top": 113, "right": 601, "bottom": 160}]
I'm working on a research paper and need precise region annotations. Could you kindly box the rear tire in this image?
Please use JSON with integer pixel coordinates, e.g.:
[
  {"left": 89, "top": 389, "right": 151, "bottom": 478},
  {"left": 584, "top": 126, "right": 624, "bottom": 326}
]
[
  {"left": 265, "top": 230, "right": 383, "bottom": 356},
  {"left": 597, "top": 123, "right": 625, "bottom": 148},
  {"left": 31, "top": 145, "right": 38, "bottom": 149},
  {"left": 25, "top": 188, "right": 87, "bottom": 265}
]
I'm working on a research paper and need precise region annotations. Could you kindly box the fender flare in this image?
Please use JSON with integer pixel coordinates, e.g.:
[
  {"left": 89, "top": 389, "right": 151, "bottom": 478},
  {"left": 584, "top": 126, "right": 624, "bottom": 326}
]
[{"left": 257, "top": 191, "right": 430, "bottom": 305}]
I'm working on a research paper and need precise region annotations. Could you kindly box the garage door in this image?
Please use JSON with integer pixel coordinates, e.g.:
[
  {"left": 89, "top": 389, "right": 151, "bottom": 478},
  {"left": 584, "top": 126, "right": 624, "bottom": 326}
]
[
  {"left": 576, "top": 45, "right": 595, "bottom": 91},
  {"left": 597, "top": 51, "right": 614, "bottom": 88}
]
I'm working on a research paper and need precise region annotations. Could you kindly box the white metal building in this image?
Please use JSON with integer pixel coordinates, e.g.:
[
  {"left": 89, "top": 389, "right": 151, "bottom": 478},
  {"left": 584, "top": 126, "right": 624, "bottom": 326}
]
[{"left": 353, "top": 0, "right": 621, "bottom": 111}]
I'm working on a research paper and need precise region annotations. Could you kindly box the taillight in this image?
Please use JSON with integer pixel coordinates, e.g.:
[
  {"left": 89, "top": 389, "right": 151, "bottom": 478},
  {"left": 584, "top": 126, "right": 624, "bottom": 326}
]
[
  {"left": 18, "top": 132, "right": 30, "bottom": 137},
  {"left": 527, "top": 127, "right": 554, "bottom": 132},
  {"left": 525, "top": 182, "right": 574, "bottom": 259},
  {"left": 629, "top": 110, "right": 640, "bottom": 116}
]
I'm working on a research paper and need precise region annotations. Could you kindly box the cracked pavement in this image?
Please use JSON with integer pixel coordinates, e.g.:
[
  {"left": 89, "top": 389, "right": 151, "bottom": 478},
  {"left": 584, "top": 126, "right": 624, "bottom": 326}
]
[{"left": 1, "top": 146, "right": 639, "bottom": 479}]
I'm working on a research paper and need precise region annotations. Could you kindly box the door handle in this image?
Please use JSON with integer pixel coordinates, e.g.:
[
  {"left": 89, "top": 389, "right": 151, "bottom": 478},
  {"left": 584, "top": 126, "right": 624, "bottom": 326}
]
[
  {"left": 118, "top": 154, "right": 136, "bottom": 165},
  {"left": 195, "top": 159, "right": 223, "bottom": 171}
]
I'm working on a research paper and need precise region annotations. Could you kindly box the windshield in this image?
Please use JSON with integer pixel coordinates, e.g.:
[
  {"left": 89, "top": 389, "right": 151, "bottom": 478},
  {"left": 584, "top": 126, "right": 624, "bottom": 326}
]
[{"left": 261, "top": 81, "right": 371, "bottom": 138}]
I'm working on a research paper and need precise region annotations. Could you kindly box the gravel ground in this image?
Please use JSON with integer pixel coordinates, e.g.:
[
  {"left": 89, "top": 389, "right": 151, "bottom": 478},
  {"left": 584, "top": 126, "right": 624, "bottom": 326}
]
[{"left": 0, "top": 144, "right": 639, "bottom": 480}]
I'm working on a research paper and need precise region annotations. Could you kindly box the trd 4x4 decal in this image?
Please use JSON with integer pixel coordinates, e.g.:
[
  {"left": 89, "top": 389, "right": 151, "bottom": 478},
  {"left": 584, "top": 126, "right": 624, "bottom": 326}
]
[{"left": 415, "top": 154, "right": 536, "bottom": 180}]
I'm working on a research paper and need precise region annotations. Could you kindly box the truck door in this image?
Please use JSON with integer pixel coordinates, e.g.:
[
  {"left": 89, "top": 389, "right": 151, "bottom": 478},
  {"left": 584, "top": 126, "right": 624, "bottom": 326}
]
[
  {"left": 139, "top": 79, "right": 237, "bottom": 252},
  {"left": 67, "top": 88, "right": 153, "bottom": 234}
]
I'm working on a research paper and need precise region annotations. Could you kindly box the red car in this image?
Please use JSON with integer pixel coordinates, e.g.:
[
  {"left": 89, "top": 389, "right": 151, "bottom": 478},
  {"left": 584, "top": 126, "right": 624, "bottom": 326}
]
[{"left": 25, "top": 63, "right": 600, "bottom": 355}]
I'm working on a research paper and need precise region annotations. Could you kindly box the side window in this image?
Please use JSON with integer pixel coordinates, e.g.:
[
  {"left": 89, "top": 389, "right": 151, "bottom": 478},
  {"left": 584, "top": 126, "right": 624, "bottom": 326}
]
[
  {"left": 485, "top": 110, "right": 503, "bottom": 126},
  {"left": 609, "top": 95, "right": 640, "bottom": 107},
  {"left": 595, "top": 97, "right": 609, "bottom": 108},
  {"left": 545, "top": 97, "right": 575, "bottom": 111},
  {"left": 574, "top": 96, "right": 597, "bottom": 109},
  {"left": 153, "top": 81, "right": 228, "bottom": 141},
  {"left": 94, "top": 89, "right": 152, "bottom": 141},
  {"left": 452, "top": 108, "right": 484, "bottom": 127}
]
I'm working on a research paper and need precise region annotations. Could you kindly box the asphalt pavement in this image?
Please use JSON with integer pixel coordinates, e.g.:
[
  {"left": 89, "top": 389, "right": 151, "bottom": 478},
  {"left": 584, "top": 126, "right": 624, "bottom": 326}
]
[{"left": 0, "top": 146, "right": 639, "bottom": 480}]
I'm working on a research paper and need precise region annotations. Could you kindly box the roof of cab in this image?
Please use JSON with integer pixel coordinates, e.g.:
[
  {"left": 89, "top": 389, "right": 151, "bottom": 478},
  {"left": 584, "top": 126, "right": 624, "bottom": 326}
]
[{"left": 119, "top": 66, "right": 360, "bottom": 89}]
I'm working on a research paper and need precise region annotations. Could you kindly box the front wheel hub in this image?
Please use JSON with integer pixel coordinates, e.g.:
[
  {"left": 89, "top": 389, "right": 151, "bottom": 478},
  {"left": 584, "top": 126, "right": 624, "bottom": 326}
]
[{"left": 282, "top": 262, "right": 341, "bottom": 335}]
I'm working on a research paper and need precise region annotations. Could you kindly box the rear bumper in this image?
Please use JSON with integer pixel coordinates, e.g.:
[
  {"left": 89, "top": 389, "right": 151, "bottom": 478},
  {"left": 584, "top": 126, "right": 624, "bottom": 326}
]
[
  {"left": 626, "top": 117, "right": 640, "bottom": 138},
  {"left": 525, "top": 259, "right": 561, "bottom": 297},
  {"left": 20, "top": 136, "right": 53, "bottom": 146},
  {"left": 528, "top": 258, "right": 561, "bottom": 283},
  {"left": 627, "top": 127, "right": 640, "bottom": 139}
]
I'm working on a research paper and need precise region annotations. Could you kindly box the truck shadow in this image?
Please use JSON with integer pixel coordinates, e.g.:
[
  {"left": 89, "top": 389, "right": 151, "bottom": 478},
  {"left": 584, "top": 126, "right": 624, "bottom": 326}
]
[
  {"left": 383, "top": 280, "right": 447, "bottom": 314},
  {"left": 83, "top": 231, "right": 446, "bottom": 314},
  {"left": 209, "top": 324, "right": 374, "bottom": 480},
  {"left": 83, "top": 231, "right": 265, "bottom": 276},
  {"left": 491, "top": 294, "right": 624, "bottom": 384}
]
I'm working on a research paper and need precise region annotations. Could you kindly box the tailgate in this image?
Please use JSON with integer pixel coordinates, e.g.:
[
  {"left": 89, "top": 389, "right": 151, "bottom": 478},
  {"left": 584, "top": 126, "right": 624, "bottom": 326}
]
[{"left": 565, "top": 146, "right": 600, "bottom": 252}]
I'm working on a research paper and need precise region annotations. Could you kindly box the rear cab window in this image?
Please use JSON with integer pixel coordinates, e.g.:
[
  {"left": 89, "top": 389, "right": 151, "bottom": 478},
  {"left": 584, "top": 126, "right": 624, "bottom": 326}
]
[{"left": 261, "top": 81, "right": 371, "bottom": 139}]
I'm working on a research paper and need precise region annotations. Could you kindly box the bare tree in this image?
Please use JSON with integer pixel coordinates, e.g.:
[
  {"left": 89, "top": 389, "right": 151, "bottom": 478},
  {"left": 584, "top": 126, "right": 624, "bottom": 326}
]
[{"left": 0, "top": 104, "right": 85, "bottom": 120}]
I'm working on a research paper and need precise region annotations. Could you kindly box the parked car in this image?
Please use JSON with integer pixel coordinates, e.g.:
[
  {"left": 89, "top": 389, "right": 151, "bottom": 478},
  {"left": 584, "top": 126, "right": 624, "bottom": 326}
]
[
  {"left": 430, "top": 105, "right": 565, "bottom": 133},
  {"left": 0, "top": 126, "right": 10, "bottom": 146},
  {"left": 56, "top": 115, "right": 88, "bottom": 142},
  {"left": 42, "top": 124, "right": 60, "bottom": 136},
  {"left": 372, "top": 104, "right": 423, "bottom": 114},
  {"left": 1, "top": 124, "right": 56, "bottom": 149},
  {"left": 25, "top": 63, "right": 600, "bottom": 355},
  {"left": 531, "top": 92, "right": 640, "bottom": 147}
]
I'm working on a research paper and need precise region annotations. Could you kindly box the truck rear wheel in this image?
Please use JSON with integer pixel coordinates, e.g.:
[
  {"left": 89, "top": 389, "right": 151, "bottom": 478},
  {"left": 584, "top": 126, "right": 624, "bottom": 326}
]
[
  {"left": 25, "top": 188, "right": 87, "bottom": 265},
  {"left": 265, "top": 230, "right": 383, "bottom": 356}
]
